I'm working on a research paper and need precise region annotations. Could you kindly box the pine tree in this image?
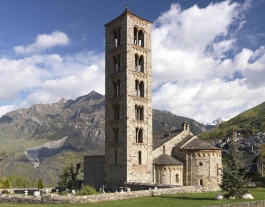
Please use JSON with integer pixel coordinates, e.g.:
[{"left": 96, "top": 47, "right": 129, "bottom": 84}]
[
  {"left": 220, "top": 138, "right": 248, "bottom": 198},
  {"left": 37, "top": 177, "right": 44, "bottom": 189}
]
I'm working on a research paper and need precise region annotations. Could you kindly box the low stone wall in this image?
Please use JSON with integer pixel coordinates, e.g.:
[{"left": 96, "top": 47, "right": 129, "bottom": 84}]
[
  {"left": 0, "top": 185, "right": 219, "bottom": 204},
  {"left": 202, "top": 200, "right": 265, "bottom": 207},
  {"left": 124, "top": 182, "right": 182, "bottom": 191}
]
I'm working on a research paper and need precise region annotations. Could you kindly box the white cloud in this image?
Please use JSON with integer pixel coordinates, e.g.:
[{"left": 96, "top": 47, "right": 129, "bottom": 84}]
[
  {"left": 152, "top": 1, "right": 265, "bottom": 123},
  {"left": 0, "top": 51, "right": 104, "bottom": 117},
  {"left": 1, "top": 0, "right": 265, "bottom": 125},
  {"left": 14, "top": 31, "right": 69, "bottom": 54}
]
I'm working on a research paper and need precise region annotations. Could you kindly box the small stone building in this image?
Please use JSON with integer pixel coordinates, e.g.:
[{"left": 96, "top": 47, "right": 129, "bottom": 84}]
[
  {"left": 84, "top": 8, "right": 222, "bottom": 191},
  {"left": 153, "top": 122, "right": 222, "bottom": 187}
]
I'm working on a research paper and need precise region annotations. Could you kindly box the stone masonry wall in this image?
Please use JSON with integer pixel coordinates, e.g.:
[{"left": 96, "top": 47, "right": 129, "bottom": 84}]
[
  {"left": 153, "top": 129, "right": 191, "bottom": 160},
  {"left": 0, "top": 185, "right": 220, "bottom": 204},
  {"left": 83, "top": 155, "right": 105, "bottom": 189},
  {"left": 186, "top": 150, "right": 222, "bottom": 187},
  {"left": 104, "top": 10, "right": 153, "bottom": 190}
]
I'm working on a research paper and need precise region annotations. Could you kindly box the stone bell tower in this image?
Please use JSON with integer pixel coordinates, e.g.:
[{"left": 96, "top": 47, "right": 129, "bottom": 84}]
[{"left": 104, "top": 8, "right": 153, "bottom": 190}]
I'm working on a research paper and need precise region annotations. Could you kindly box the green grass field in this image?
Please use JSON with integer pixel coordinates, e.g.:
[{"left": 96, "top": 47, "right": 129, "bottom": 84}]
[{"left": 0, "top": 188, "right": 265, "bottom": 207}]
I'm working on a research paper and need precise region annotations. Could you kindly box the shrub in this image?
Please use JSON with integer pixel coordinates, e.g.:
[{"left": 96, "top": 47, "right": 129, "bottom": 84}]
[
  {"left": 1, "top": 189, "right": 10, "bottom": 194},
  {"left": 59, "top": 191, "right": 68, "bottom": 196},
  {"left": 0, "top": 178, "right": 12, "bottom": 189},
  {"left": 75, "top": 185, "right": 98, "bottom": 195}
]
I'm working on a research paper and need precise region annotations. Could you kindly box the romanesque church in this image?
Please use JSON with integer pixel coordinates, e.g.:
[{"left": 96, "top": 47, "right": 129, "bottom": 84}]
[{"left": 84, "top": 8, "right": 222, "bottom": 191}]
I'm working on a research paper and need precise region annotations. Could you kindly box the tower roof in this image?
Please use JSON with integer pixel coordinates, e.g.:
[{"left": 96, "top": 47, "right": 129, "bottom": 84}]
[
  {"left": 123, "top": 7, "right": 134, "bottom": 15},
  {"left": 104, "top": 7, "right": 152, "bottom": 27}
]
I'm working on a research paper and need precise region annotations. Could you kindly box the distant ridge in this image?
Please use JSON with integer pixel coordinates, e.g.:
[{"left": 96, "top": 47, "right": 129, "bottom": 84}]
[{"left": 199, "top": 101, "right": 265, "bottom": 140}]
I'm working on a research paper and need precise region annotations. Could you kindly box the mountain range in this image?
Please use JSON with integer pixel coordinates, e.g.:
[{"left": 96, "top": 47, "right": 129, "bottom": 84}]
[
  {"left": 205, "top": 117, "right": 227, "bottom": 126},
  {"left": 199, "top": 101, "right": 265, "bottom": 140},
  {"left": 0, "top": 91, "right": 207, "bottom": 186}
]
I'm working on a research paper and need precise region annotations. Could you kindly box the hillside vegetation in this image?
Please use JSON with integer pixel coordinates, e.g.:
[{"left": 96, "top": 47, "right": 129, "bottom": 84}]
[{"left": 199, "top": 101, "right": 265, "bottom": 140}]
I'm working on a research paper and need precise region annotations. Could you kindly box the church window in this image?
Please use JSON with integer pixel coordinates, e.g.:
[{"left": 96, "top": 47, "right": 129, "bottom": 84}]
[
  {"left": 135, "top": 128, "right": 143, "bottom": 143},
  {"left": 115, "top": 150, "right": 118, "bottom": 164},
  {"left": 163, "top": 146, "right": 165, "bottom": 153},
  {"left": 199, "top": 179, "right": 203, "bottom": 186},
  {"left": 135, "top": 80, "right": 140, "bottom": 96},
  {"left": 114, "top": 128, "right": 119, "bottom": 142},
  {"left": 138, "top": 30, "right": 144, "bottom": 47},
  {"left": 139, "top": 56, "right": 144, "bottom": 72},
  {"left": 176, "top": 174, "right": 179, "bottom": 183},
  {"left": 135, "top": 80, "right": 144, "bottom": 97},
  {"left": 135, "top": 105, "right": 144, "bottom": 120},
  {"left": 216, "top": 164, "right": 219, "bottom": 176},
  {"left": 138, "top": 129, "right": 143, "bottom": 143},
  {"left": 113, "top": 105, "right": 120, "bottom": 120},
  {"left": 113, "top": 55, "right": 120, "bottom": 72},
  {"left": 139, "top": 81, "right": 144, "bottom": 97},
  {"left": 134, "top": 27, "right": 138, "bottom": 45},
  {"left": 114, "top": 80, "right": 121, "bottom": 97},
  {"left": 113, "top": 29, "right": 121, "bottom": 48},
  {"left": 135, "top": 54, "right": 144, "bottom": 72},
  {"left": 133, "top": 27, "right": 144, "bottom": 47},
  {"left": 138, "top": 151, "right": 142, "bottom": 165},
  {"left": 199, "top": 162, "right": 203, "bottom": 166}
]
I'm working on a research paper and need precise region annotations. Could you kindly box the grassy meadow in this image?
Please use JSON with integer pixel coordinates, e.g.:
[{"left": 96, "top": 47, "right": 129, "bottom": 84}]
[{"left": 0, "top": 188, "right": 264, "bottom": 207}]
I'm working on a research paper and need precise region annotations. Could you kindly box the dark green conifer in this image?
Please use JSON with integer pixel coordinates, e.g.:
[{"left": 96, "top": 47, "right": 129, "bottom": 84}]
[
  {"left": 37, "top": 177, "right": 44, "bottom": 189},
  {"left": 220, "top": 138, "right": 248, "bottom": 198}
]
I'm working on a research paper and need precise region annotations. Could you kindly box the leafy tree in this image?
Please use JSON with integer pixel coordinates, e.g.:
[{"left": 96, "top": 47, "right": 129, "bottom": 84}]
[
  {"left": 0, "top": 151, "right": 7, "bottom": 177},
  {"left": 58, "top": 162, "right": 83, "bottom": 189},
  {"left": 220, "top": 138, "right": 248, "bottom": 198},
  {"left": 0, "top": 177, "right": 12, "bottom": 188},
  {"left": 37, "top": 177, "right": 44, "bottom": 189}
]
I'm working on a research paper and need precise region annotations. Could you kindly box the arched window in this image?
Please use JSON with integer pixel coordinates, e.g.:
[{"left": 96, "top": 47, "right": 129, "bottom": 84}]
[
  {"left": 135, "top": 54, "right": 144, "bottom": 72},
  {"left": 135, "top": 80, "right": 144, "bottom": 97},
  {"left": 139, "top": 81, "right": 144, "bottom": 97},
  {"left": 113, "top": 105, "right": 120, "bottom": 120},
  {"left": 138, "top": 30, "right": 144, "bottom": 47},
  {"left": 135, "top": 105, "right": 144, "bottom": 120},
  {"left": 135, "top": 128, "right": 139, "bottom": 143},
  {"left": 135, "top": 80, "right": 139, "bottom": 96},
  {"left": 176, "top": 174, "right": 179, "bottom": 183},
  {"left": 139, "top": 56, "right": 144, "bottom": 72},
  {"left": 114, "top": 128, "right": 119, "bottom": 142},
  {"left": 135, "top": 105, "right": 140, "bottom": 120},
  {"left": 138, "top": 129, "right": 143, "bottom": 143},
  {"left": 114, "top": 80, "right": 120, "bottom": 97},
  {"left": 138, "top": 151, "right": 142, "bottom": 165},
  {"left": 134, "top": 27, "right": 138, "bottom": 45},
  {"left": 140, "top": 107, "right": 144, "bottom": 120},
  {"left": 135, "top": 54, "right": 139, "bottom": 71},
  {"left": 113, "top": 29, "right": 121, "bottom": 48},
  {"left": 113, "top": 55, "right": 120, "bottom": 72},
  {"left": 135, "top": 128, "right": 143, "bottom": 143},
  {"left": 199, "top": 179, "right": 203, "bottom": 186},
  {"left": 163, "top": 146, "right": 166, "bottom": 153}
]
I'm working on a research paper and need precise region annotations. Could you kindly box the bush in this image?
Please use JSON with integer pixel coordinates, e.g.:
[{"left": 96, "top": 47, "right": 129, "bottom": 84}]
[
  {"left": 59, "top": 191, "right": 69, "bottom": 196},
  {"left": 0, "top": 178, "right": 12, "bottom": 188},
  {"left": 75, "top": 185, "right": 98, "bottom": 195},
  {"left": 1, "top": 189, "right": 10, "bottom": 194}
]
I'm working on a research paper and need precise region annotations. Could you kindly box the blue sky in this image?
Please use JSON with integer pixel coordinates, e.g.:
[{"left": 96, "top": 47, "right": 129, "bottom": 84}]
[{"left": 0, "top": 0, "right": 265, "bottom": 123}]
